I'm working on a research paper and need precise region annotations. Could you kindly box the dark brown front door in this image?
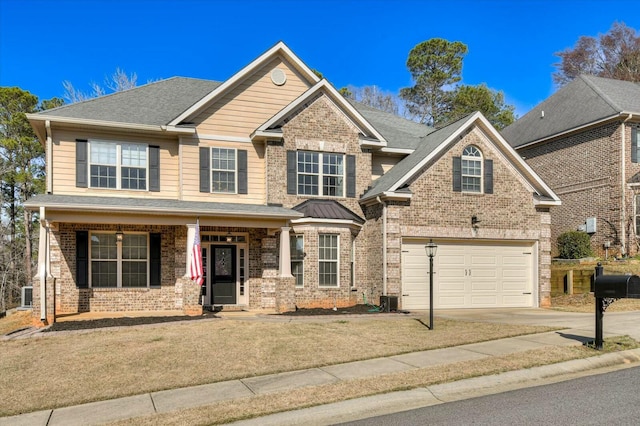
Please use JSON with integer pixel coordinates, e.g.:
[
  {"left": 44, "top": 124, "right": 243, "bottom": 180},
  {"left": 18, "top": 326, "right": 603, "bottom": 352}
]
[{"left": 211, "top": 245, "right": 236, "bottom": 305}]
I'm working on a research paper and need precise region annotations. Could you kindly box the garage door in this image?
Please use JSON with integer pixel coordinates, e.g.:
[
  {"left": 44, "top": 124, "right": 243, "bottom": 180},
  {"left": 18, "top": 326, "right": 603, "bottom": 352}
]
[{"left": 401, "top": 240, "right": 535, "bottom": 309}]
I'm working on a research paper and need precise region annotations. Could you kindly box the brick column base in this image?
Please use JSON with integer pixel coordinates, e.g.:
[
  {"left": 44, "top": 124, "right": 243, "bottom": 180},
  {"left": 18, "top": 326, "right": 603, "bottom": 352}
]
[
  {"left": 275, "top": 276, "right": 296, "bottom": 313},
  {"left": 181, "top": 277, "right": 203, "bottom": 316}
]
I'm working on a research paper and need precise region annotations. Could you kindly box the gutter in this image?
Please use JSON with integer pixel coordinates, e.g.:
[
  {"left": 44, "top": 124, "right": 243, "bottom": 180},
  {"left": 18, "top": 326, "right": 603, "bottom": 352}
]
[
  {"left": 26, "top": 114, "right": 196, "bottom": 135},
  {"left": 38, "top": 207, "right": 47, "bottom": 321},
  {"left": 377, "top": 196, "right": 387, "bottom": 296}
]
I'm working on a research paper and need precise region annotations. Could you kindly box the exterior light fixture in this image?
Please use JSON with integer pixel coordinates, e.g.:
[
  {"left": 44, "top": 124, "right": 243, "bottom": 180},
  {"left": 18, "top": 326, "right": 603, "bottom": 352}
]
[
  {"left": 116, "top": 230, "right": 124, "bottom": 242},
  {"left": 425, "top": 239, "right": 438, "bottom": 330},
  {"left": 226, "top": 231, "right": 233, "bottom": 243}
]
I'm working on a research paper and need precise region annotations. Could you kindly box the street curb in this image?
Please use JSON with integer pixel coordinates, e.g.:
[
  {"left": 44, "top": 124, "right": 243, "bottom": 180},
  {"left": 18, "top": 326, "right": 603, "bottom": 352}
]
[{"left": 230, "top": 349, "right": 640, "bottom": 425}]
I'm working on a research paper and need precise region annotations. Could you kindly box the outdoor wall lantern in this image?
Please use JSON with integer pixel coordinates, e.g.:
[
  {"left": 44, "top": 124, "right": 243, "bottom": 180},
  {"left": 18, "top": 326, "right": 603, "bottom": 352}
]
[
  {"left": 425, "top": 239, "right": 438, "bottom": 330},
  {"left": 115, "top": 230, "right": 124, "bottom": 242},
  {"left": 226, "top": 231, "right": 233, "bottom": 243}
]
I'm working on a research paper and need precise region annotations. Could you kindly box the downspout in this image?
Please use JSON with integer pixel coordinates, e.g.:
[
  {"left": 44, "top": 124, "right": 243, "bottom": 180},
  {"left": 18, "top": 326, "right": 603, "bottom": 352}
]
[
  {"left": 621, "top": 113, "right": 633, "bottom": 256},
  {"left": 38, "top": 207, "right": 47, "bottom": 321},
  {"left": 45, "top": 120, "right": 52, "bottom": 193},
  {"left": 377, "top": 196, "right": 387, "bottom": 295}
]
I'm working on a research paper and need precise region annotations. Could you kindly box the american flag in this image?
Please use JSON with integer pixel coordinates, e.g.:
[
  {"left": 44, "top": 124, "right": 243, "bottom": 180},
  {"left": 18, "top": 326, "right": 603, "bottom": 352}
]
[{"left": 189, "top": 220, "right": 204, "bottom": 286}]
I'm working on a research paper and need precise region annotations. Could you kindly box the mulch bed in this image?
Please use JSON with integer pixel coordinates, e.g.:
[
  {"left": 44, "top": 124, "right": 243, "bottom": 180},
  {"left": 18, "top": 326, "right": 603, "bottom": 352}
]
[{"left": 41, "top": 305, "right": 392, "bottom": 332}]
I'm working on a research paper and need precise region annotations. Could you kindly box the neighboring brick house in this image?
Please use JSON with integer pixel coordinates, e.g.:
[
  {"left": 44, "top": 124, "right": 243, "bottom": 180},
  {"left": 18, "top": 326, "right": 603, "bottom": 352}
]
[
  {"left": 502, "top": 74, "right": 640, "bottom": 258},
  {"left": 25, "top": 42, "right": 559, "bottom": 325}
]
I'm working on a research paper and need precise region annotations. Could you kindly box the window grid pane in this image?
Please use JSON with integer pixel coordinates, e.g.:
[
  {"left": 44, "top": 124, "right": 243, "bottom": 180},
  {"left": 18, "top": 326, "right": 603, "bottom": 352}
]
[
  {"left": 297, "top": 152, "right": 319, "bottom": 195},
  {"left": 462, "top": 146, "right": 482, "bottom": 193},
  {"left": 318, "top": 234, "right": 338, "bottom": 287},
  {"left": 212, "top": 148, "right": 236, "bottom": 193},
  {"left": 90, "top": 165, "right": 117, "bottom": 188}
]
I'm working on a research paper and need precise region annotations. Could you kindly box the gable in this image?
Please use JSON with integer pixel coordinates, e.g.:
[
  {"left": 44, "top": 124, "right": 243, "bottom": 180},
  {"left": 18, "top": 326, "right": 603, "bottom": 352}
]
[{"left": 193, "top": 57, "right": 312, "bottom": 137}]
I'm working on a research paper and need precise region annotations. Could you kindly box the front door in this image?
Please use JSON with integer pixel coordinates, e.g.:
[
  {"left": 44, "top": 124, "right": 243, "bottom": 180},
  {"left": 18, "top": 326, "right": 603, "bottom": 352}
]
[{"left": 211, "top": 245, "right": 237, "bottom": 305}]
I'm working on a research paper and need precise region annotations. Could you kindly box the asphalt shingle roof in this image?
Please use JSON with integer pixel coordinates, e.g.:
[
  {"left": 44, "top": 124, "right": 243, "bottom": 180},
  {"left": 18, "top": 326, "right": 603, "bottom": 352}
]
[
  {"left": 38, "top": 77, "right": 222, "bottom": 126},
  {"left": 502, "top": 74, "right": 640, "bottom": 148},
  {"left": 24, "top": 194, "right": 302, "bottom": 219},
  {"left": 362, "top": 114, "right": 474, "bottom": 200}
]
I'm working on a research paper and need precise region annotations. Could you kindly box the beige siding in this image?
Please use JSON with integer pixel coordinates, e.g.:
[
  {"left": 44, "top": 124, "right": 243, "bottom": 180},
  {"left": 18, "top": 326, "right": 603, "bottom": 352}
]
[
  {"left": 372, "top": 153, "right": 404, "bottom": 180},
  {"left": 181, "top": 138, "right": 266, "bottom": 204},
  {"left": 51, "top": 129, "right": 179, "bottom": 199},
  {"left": 194, "top": 57, "right": 311, "bottom": 137}
]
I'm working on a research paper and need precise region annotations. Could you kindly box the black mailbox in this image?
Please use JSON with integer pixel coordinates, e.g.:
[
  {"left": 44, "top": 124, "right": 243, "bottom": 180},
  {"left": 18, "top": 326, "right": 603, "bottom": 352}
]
[{"left": 594, "top": 275, "right": 640, "bottom": 299}]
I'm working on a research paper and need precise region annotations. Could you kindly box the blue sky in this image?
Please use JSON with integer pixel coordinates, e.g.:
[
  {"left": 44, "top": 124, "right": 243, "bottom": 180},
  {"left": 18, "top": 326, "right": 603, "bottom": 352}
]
[{"left": 1, "top": 0, "right": 638, "bottom": 117}]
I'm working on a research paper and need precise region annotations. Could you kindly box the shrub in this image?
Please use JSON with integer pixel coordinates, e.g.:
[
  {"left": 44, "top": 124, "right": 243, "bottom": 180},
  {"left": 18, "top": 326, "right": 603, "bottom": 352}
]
[{"left": 557, "top": 231, "right": 594, "bottom": 259}]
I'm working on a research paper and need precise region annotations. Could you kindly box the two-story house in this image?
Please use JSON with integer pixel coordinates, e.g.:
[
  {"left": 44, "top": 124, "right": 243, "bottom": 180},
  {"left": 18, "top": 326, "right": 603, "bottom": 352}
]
[
  {"left": 25, "top": 42, "right": 559, "bottom": 325},
  {"left": 502, "top": 74, "right": 640, "bottom": 258}
]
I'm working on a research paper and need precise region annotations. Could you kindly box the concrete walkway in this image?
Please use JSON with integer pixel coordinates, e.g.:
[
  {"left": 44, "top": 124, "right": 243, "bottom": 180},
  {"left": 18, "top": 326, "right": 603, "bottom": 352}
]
[{"left": 2, "top": 310, "right": 640, "bottom": 426}]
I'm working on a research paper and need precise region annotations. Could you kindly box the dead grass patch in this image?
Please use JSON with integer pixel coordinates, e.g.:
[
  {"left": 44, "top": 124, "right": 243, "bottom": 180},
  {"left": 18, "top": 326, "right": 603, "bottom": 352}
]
[
  {"left": 0, "top": 310, "right": 32, "bottom": 336},
  {"left": 551, "top": 293, "right": 640, "bottom": 313},
  {"left": 0, "top": 316, "right": 555, "bottom": 416},
  {"left": 109, "top": 336, "right": 639, "bottom": 426}
]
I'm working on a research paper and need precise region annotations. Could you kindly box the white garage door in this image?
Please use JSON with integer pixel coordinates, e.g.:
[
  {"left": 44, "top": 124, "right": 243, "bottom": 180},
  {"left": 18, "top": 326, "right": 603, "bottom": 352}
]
[{"left": 401, "top": 240, "right": 535, "bottom": 310}]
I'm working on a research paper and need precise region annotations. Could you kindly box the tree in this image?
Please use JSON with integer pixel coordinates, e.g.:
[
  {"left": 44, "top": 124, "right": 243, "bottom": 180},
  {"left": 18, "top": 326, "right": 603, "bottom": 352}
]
[
  {"left": 553, "top": 22, "right": 640, "bottom": 86},
  {"left": 399, "top": 38, "right": 468, "bottom": 126},
  {"left": 441, "top": 84, "right": 515, "bottom": 130},
  {"left": 0, "top": 87, "right": 61, "bottom": 312},
  {"left": 63, "top": 68, "right": 138, "bottom": 103},
  {"left": 344, "top": 85, "right": 400, "bottom": 115}
]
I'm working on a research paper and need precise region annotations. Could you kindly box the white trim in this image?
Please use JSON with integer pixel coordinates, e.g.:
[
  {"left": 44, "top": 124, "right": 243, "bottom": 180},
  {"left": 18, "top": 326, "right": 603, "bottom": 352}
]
[
  {"left": 193, "top": 133, "right": 254, "bottom": 143},
  {"left": 26, "top": 114, "right": 195, "bottom": 134},
  {"left": 45, "top": 120, "right": 53, "bottom": 193},
  {"left": 169, "top": 42, "right": 321, "bottom": 126},
  {"left": 290, "top": 217, "right": 363, "bottom": 228},
  {"left": 380, "top": 147, "right": 414, "bottom": 155},
  {"left": 318, "top": 233, "right": 340, "bottom": 288},
  {"left": 370, "top": 112, "right": 560, "bottom": 205},
  {"left": 252, "top": 80, "right": 387, "bottom": 145}
]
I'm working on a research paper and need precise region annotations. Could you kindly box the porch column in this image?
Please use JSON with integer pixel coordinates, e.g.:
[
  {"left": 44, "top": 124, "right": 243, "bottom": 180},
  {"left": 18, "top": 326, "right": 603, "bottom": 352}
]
[
  {"left": 185, "top": 223, "right": 196, "bottom": 278},
  {"left": 279, "top": 226, "right": 293, "bottom": 277}
]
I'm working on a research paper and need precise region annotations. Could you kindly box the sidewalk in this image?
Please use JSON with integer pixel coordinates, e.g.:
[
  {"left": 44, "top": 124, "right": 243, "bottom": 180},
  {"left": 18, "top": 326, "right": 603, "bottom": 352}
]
[{"left": 2, "top": 310, "right": 640, "bottom": 426}]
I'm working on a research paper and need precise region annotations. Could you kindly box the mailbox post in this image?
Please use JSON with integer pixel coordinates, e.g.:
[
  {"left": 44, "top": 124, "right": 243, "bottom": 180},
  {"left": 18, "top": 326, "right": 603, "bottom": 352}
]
[{"left": 593, "top": 272, "right": 640, "bottom": 349}]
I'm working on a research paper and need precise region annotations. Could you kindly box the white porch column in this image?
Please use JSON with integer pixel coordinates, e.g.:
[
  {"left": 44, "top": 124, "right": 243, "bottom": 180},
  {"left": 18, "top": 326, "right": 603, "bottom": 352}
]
[
  {"left": 185, "top": 223, "right": 196, "bottom": 278},
  {"left": 279, "top": 226, "right": 293, "bottom": 277}
]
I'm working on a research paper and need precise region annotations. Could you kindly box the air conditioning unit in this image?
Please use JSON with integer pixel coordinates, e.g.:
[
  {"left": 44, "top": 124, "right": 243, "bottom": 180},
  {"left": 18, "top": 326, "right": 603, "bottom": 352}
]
[
  {"left": 380, "top": 295, "right": 398, "bottom": 312},
  {"left": 21, "top": 286, "right": 33, "bottom": 308}
]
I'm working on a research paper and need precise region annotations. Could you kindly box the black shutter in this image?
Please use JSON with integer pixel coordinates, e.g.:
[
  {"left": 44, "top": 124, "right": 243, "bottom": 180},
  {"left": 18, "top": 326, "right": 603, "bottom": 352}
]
[
  {"left": 287, "top": 150, "right": 297, "bottom": 195},
  {"left": 484, "top": 159, "right": 493, "bottom": 194},
  {"left": 452, "top": 157, "right": 462, "bottom": 192},
  {"left": 149, "top": 233, "right": 161, "bottom": 287},
  {"left": 76, "top": 139, "right": 88, "bottom": 188},
  {"left": 346, "top": 154, "right": 356, "bottom": 198},
  {"left": 76, "top": 231, "right": 89, "bottom": 288},
  {"left": 199, "top": 147, "right": 210, "bottom": 193},
  {"left": 237, "top": 149, "right": 248, "bottom": 194},
  {"left": 149, "top": 146, "right": 160, "bottom": 192},
  {"left": 633, "top": 128, "right": 638, "bottom": 164}
]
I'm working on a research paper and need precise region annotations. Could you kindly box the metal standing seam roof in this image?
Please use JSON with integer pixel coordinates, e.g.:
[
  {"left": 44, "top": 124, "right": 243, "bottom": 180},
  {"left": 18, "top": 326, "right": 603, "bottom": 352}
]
[
  {"left": 24, "top": 194, "right": 303, "bottom": 219},
  {"left": 292, "top": 199, "right": 365, "bottom": 224},
  {"left": 502, "top": 74, "right": 640, "bottom": 148}
]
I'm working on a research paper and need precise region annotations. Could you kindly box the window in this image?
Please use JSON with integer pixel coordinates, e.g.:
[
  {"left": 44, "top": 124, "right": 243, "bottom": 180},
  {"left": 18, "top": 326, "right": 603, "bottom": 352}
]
[
  {"left": 90, "top": 232, "right": 148, "bottom": 288},
  {"left": 633, "top": 128, "right": 640, "bottom": 163},
  {"left": 319, "top": 234, "right": 339, "bottom": 287},
  {"left": 89, "top": 141, "right": 147, "bottom": 190},
  {"left": 290, "top": 235, "right": 304, "bottom": 287},
  {"left": 461, "top": 145, "right": 482, "bottom": 193},
  {"left": 297, "top": 151, "right": 344, "bottom": 197},
  {"left": 211, "top": 148, "right": 236, "bottom": 193}
]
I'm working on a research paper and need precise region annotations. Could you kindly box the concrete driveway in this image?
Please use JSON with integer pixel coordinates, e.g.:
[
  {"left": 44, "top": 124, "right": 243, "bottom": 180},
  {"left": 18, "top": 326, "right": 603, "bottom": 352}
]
[{"left": 434, "top": 308, "right": 640, "bottom": 341}]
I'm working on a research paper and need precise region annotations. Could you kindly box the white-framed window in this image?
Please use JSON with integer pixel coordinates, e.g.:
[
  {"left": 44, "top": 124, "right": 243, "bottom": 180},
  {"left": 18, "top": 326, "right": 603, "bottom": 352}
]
[
  {"left": 461, "top": 145, "right": 482, "bottom": 193},
  {"left": 90, "top": 232, "right": 148, "bottom": 288},
  {"left": 89, "top": 141, "right": 148, "bottom": 190},
  {"left": 211, "top": 147, "right": 237, "bottom": 193},
  {"left": 297, "top": 151, "right": 344, "bottom": 197},
  {"left": 318, "top": 234, "right": 339, "bottom": 287},
  {"left": 290, "top": 235, "right": 304, "bottom": 287}
]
